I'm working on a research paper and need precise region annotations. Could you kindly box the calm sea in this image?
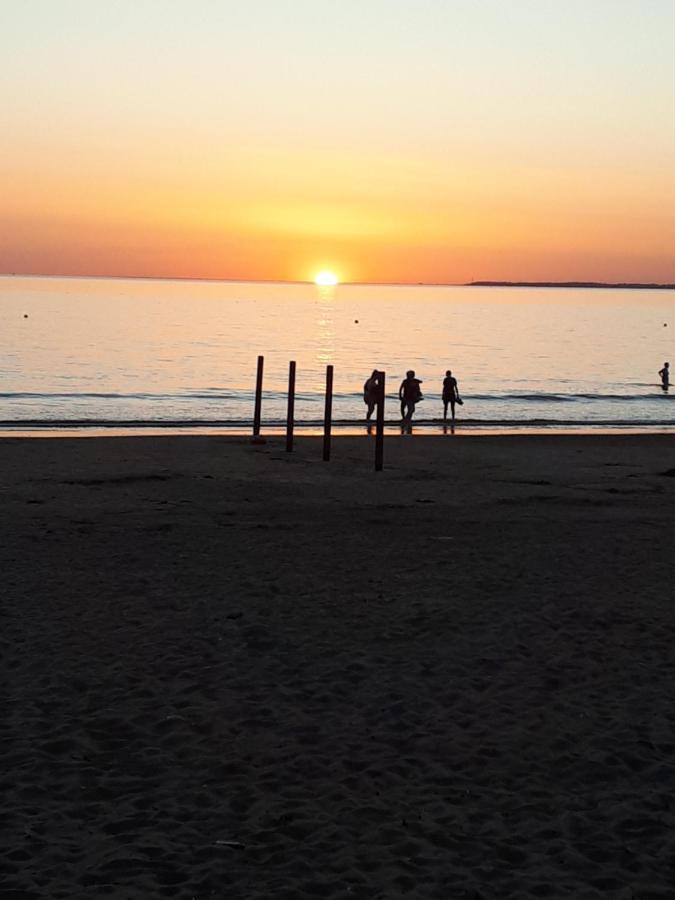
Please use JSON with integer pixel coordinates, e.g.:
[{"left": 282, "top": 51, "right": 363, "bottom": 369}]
[{"left": 1, "top": 275, "right": 674, "bottom": 431}]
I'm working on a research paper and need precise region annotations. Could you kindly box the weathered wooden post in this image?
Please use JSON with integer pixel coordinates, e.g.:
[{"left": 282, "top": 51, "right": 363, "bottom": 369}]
[
  {"left": 375, "top": 370, "right": 385, "bottom": 472},
  {"left": 323, "top": 364, "right": 334, "bottom": 461},
  {"left": 286, "top": 360, "right": 296, "bottom": 452},
  {"left": 252, "top": 355, "right": 264, "bottom": 438}
]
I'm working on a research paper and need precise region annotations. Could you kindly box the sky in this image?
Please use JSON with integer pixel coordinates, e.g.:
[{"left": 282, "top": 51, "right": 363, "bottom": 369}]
[{"left": 2, "top": 0, "right": 675, "bottom": 284}]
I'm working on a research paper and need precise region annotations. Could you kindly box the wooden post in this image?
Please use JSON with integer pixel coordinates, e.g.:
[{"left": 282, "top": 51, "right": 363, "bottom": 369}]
[
  {"left": 252, "top": 355, "right": 264, "bottom": 437},
  {"left": 375, "top": 370, "right": 385, "bottom": 472},
  {"left": 286, "top": 360, "right": 296, "bottom": 452},
  {"left": 323, "top": 364, "right": 334, "bottom": 461}
]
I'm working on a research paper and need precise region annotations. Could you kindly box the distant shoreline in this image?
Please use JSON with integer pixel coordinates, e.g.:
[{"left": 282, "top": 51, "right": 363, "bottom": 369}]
[
  {"left": 2, "top": 273, "right": 675, "bottom": 290},
  {"left": 469, "top": 280, "right": 675, "bottom": 290}
]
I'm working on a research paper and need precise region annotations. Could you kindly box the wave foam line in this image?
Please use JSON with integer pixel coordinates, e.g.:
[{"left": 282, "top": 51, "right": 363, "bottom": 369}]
[{"left": 2, "top": 417, "right": 675, "bottom": 428}]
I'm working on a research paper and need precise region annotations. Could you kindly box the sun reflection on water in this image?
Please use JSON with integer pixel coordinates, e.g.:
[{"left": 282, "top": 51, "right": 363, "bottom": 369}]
[{"left": 315, "top": 283, "right": 336, "bottom": 365}]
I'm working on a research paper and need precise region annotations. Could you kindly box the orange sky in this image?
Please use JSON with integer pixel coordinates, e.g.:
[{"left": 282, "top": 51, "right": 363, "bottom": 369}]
[{"left": 3, "top": 2, "right": 675, "bottom": 284}]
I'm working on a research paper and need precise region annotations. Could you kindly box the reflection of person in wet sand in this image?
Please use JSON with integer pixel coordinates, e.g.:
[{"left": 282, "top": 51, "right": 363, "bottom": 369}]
[
  {"left": 442, "top": 369, "right": 461, "bottom": 421},
  {"left": 363, "top": 370, "right": 380, "bottom": 420},
  {"left": 659, "top": 362, "right": 670, "bottom": 391},
  {"left": 399, "top": 370, "right": 423, "bottom": 421}
]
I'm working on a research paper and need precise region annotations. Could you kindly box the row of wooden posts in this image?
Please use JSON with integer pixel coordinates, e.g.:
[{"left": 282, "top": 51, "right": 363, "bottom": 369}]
[{"left": 252, "top": 355, "right": 385, "bottom": 471}]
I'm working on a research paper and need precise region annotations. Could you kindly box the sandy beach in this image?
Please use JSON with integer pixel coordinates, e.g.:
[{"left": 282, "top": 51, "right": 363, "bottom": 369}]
[{"left": 2, "top": 433, "right": 675, "bottom": 899}]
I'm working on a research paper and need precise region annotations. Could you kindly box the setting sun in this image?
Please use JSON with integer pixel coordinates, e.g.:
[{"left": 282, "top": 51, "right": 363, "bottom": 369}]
[{"left": 314, "top": 271, "right": 339, "bottom": 286}]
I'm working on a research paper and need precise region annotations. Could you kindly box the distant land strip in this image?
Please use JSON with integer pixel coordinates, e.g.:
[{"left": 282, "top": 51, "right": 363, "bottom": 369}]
[
  {"left": 469, "top": 281, "right": 675, "bottom": 290},
  {"left": 2, "top": 273, "right": 675, "bottom": 290}
]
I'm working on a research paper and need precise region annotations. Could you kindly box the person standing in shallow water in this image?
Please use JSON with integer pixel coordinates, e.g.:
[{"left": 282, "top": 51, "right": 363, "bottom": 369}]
[
  {"left": 442, "top": 369, "right": 460, "bottom": 421},
  {"left": 659, "top": 362, "right": 670, "bottom": 391},
  {"left": 399, "top": 370, "right": 423, "bottom": 421},
  {"left": 363, "top": 370, "right": 380, "bottom": 420}
]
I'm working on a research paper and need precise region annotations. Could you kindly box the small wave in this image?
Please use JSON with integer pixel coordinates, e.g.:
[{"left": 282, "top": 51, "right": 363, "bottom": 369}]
[
  {"left": 576, "top": 392, "right": 674, "bottom": 401},
  {"left": 0, "top": 390, "right": 243, "bottom": 401},
  {"left": 463, "top": 392, "right": 674, "bottom": 402},
  {"left": 0, "top": 389, "right": 368, "bottom": 402},
  {"left": 2, "top": 390, "right": 673, "bottom": 404},
  {"left": 2, "top": 416, "right": 675, "bottom": 429},
  {"left": 0, "top": 391, "right": 170, "bottom": 400},
  {"left": 468, "top": 393, "right": 571, "bottom": 402}
]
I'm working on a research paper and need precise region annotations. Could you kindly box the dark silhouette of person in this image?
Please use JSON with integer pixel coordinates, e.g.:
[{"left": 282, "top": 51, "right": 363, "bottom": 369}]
[
  {"left": 399, "top": 370, "right": 423, "bottom": 421},
  {"left": 363, "top": 370, "right": 380, "bottom": 420},
  {"left": 659, "top": 362, "right": 670, "bottom": 391},
  {"left": 442, "top": 369, "right": 461, "bottom": 421}
]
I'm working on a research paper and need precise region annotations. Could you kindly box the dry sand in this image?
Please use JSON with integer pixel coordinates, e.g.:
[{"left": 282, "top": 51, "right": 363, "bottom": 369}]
[{"left": 2, "top": 434, "right": 675, "bottom": 899}]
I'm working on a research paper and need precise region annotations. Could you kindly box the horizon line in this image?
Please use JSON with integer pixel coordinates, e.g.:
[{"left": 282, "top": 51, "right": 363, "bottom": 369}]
[{"left": 2, "top": 272, "right": 675, "bottom": 290}]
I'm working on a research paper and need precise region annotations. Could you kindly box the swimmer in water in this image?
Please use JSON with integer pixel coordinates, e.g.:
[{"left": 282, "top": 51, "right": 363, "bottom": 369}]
[{"left": 659, "top": 361, "right": 670, "bottom": 391}]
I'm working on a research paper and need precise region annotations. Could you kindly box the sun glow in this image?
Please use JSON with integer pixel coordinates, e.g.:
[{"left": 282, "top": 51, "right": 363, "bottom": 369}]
[{"left": 314, "top": 271, "right": 339, "bottom": 286}]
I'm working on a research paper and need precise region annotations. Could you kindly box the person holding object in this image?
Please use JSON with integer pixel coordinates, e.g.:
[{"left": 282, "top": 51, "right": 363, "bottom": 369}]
[
  {"left": 399, "top": 370, "right": 423, "bottom": 421},
  {"left": 442, "top": 369, "right": 462, "bottom": 421},
  {"left": 659, "top": 361, "right": 670, "bottom": 391},
  {"left": 363, "top": 369, "right": 381, "bottom": 420}
]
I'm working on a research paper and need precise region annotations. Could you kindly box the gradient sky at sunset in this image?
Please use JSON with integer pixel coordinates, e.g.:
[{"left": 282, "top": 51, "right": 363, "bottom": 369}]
[{"left": 3, "top": 0, "right": 675, "bottom": 284}]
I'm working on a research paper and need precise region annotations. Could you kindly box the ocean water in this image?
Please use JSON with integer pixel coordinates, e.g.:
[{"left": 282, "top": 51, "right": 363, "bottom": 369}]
[{"left": 1, "top": 275, "right": 674, "bottom": 431}]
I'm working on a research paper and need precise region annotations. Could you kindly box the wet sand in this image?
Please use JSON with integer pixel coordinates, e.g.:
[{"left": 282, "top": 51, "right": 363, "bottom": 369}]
[{"left": 2, "top": 434, "right": 675, "bottom": 899}]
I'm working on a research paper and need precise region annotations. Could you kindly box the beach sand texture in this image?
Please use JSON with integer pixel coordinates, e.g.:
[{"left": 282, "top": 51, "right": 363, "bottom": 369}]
[{"left": 2, "top": 434, "right": 675, "bottom": 899}]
